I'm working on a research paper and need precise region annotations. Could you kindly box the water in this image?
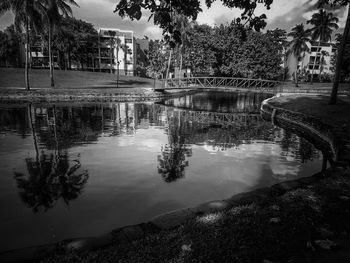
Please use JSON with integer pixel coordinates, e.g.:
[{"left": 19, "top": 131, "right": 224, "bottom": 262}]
[{"left": 0, "top": 91, "right": 322, "bottom": 252}]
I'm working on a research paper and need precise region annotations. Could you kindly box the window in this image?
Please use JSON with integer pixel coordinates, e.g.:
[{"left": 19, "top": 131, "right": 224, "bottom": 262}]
[
  {"left": 125, "top": 38, "right": 132, "bottom": 43},
  {"left": 309, "top": 65, "right": 319, "bottom": 70},
  {"left": 311, "top": 47, "right": 321, "bottom": 52}
]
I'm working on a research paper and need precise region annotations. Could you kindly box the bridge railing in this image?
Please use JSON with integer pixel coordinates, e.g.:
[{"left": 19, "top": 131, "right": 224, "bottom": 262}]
[{"left": 161, "top": 77, "right": 283, "bottom": 92}]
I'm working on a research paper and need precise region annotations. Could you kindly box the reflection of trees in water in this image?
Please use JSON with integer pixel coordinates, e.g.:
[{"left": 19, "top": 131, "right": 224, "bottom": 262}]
[
  {"left": 158, "top": 111, "right": 192, "bottom": 183},
  {"left": 13, "top": 104, "right": 88, "bottom": 212},
  {"left": 277, "top": 129, "right": 320, "bottom": 163},
  {"left": 157, "top": 144, "right": 192, "bottom": 183},
  {"left": 163, "top": 91, "right": 271, "bottom": 113},
  {"left": 0, "top": 106, "right": 30, "bottom": 138},
  {"left": 14, "top": 152, "right": 89, "bottom": 212}
]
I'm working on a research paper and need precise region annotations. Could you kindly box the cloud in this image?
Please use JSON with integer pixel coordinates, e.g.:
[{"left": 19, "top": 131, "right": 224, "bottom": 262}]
[{"left": 144, "top": 25, "right": 163, "bottom": 39}]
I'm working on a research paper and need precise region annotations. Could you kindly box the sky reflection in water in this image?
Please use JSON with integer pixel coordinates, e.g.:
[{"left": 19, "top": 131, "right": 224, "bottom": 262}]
[{"left": 0, "top": 91, "right": 322, "bottom": 251}]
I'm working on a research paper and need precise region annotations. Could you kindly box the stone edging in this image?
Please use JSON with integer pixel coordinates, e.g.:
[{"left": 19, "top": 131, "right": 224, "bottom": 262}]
[{"left": 260, "top": 96, "right": 339, "bottom": 165}]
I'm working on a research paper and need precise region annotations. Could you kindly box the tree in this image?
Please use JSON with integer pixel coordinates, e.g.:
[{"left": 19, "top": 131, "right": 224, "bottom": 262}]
[
  {"left": 114, "top": 0, "right": 273, "bottom": 46},
  {"left": 307, "top": 9, "right": 339, "bottom": 84},
  {"left": 37, "top": 0, "right": 79, "bottom": 87},
  {"left": 288, "top": 24, "right": 311, "bottom": 87},
  {"left": 183, "top": 23, "right": 216, "bottom": 76},
  {"left": 3, "top": 25, "right": 22, "bottom": 67},
  {"left": 0, "top": 0, "right": 43, "bottom": 90},
  {"left": 147, "top": 39, "right": 168, "bottom": 87},
  {"left": 330, "top": 33, "right": 350, "bottom": 81},
  {"left": 0, "top": 31, "right": 9, "bottom": 66},
  {"left": 324, "top": 0, "right": 350, "bottom": 104},
  {"left": 53, "top": 17, "right": 98, "bottom": 70},
  {"left": 121, "top": 43, "right": 132, "bottom": 75}
]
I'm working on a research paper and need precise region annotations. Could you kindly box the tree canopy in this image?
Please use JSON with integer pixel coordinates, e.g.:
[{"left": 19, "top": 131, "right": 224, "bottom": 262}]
[{"left": 114, "top": 0, "right": 273, "bottom": 45}]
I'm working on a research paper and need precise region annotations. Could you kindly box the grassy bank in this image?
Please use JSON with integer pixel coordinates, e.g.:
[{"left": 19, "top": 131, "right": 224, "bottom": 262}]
[
  {"left": 41, "top": 170, "right": 350, "bottom": 263},
  {"left": 0, "top": 68, "right": 162, "bottom": 90}
]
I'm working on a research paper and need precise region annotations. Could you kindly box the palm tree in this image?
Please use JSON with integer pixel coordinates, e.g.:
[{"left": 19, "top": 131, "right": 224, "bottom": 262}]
[
  {"left": 37, "top": 0, "right": 78, "bottom": 87},
  {"left": 329, "top": 3, "right": 350, "bottom": 105},
  {"left": 307, "top": 9, "right": 339, "bottom": 84},
  {"left": 107, "top": 30, "right": 117, "bottom": 74},
  {"left": 121, "top": 43, "right": 132, "bottom": 75},
  {"left": 287, "top": 24, "right": 311, "bottom": 87},
  {"left": 0, "top": 0, "right": 43, "bottom": 91},
  {"left": 319, "top": 50, "right": 329, "bottom": 76}
]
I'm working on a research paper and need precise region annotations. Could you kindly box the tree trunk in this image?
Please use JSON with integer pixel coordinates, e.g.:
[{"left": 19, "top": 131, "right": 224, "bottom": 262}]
[
  {"left": 25, "top": 19, "right": 30, "bottom": 91},
  {"left": 98, "top": 35, "right": 102, "bottom": 72},
  {"left": 295, "top": 58, "right": 299, "bottom": 87},
  {"left": 28, "top": 104, "right": 39, "bottom": 164},
  {"left": 116, "top": 48, "right": 120, "bottom": 88},
  {"left": 166, "top": 49, "right": 172, "bottom": 79},
  {"left": 310, "top": 40, "right": 321, "bottom": 85},
  {"left": 110, "top": 37, "right": 113, "bottom": 74},
  {"left": 179, "top": 46, "right": 183, "bottom": 79},
  {"left": 329, "top": 3, "right": 350, "bottom": 105},
  {"left": 48, "top": 25, "right": 54, "bottom": 87}
]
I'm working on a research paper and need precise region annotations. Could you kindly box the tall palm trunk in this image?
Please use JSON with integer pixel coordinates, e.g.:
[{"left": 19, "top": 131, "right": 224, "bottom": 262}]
[
  {"left": 116, "top": 47, "right": 120, "bottom": 88},
  {"left": 179, "top": 46, "right": 183, "bottom": 79},
  {"left": 310, "top": 40, "right": 321, "bottom": 85},
  {"left": 166, "top": 49, "right": 172, "bottom": 79},
  {"left": 48, "top": 25, "right": 54, "bottom": 87},
  {"left": 28, "top": 104, "right": 39, "bottom": 163},
  {"left": 295, "top": 58, "right": 299, "bottom": 87},
  {"left": 110, "top": 37, "right": 113, "bottom": 74},
  {"left": 329, "top": 3, "right": 350, "bottom": 105},
  {"left": 25, "top": 18, "right": 30, "bottom": 91}
]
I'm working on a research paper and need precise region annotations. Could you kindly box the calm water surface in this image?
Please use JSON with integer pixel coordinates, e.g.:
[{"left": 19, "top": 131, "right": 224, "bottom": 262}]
[{"left": 0, "top": 91, "right": 323, "bottom": 251}]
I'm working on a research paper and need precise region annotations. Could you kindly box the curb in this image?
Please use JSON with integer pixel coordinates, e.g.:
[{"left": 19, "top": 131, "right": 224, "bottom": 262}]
[{"left": 260, "top": 96, "right": 339, "bottom": 166}]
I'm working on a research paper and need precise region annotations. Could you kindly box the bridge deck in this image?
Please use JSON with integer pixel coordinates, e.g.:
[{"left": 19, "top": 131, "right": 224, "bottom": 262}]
[{"left": 160, "top": 77, "right": 282, "bottom": 93}]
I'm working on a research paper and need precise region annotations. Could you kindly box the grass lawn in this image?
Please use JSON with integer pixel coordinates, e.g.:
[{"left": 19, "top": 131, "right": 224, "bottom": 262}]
[
  {"left": 269, "top": 95, "right": 350, "bottom": 140},
  {"left": 0, "top": 68, "right": 162, "bottom": 90}
]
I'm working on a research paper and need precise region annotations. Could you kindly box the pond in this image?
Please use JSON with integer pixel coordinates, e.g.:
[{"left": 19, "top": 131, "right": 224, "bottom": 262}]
[{"left": 0, "top": 91, "right": 323, "bottom": 252}]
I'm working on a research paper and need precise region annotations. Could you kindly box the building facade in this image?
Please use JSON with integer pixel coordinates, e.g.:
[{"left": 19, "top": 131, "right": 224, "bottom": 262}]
[
  {"left": 98, "top": 28, "right": 135, "bottom": 76},
  {"left": 287, "top": 41, "right": 336, "bottom": 81}
]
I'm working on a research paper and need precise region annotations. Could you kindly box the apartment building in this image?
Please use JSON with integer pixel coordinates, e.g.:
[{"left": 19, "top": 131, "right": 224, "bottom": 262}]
[
  {"left": 98, "top": 28, "right": 135, "bottom": 75},
  {"left": 287, "top": 40, "right": 336, "bottom": 81},
  {"left": 29, "top": 35, "right": 58, "bottom": 69},
  {"left": 301, "top": 41, "right": 336, "bottom": 74}
]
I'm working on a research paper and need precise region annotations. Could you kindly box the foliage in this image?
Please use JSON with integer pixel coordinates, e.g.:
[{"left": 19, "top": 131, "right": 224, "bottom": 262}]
[
  {"left": 146, "top": 39, "right": 168, "bottom": 78},
  {"left": 52, "top": 16, "right": 98, "bottom": 69},
  {"left": 0, "top": 31, "right": 9, "bottom": 65},
  {"left": 114, "top": 0, "right": 273, "bottom": 46},
  {"left": 178, "top": 22, "right": 286, "bottom": 79},
  {"left": 307, "top": 9, "right": 339, "bottom": 43},
  {"left": 287, "top": 23, "right": 311, "bottom": 86},
  {"left": 182, "top": 23, "right": 216, "bottom": 76},
  {"left": 331, "top": 33, "right": 350, "bottom": 81}
]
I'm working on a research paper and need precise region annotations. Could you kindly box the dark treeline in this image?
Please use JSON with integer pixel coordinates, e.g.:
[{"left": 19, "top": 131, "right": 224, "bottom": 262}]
[
  {"left": 148, "top": 21, "right": 288, "bottom": 80},
  {"left": 0, "top": 17, "right": 98, "bottom": 70}
]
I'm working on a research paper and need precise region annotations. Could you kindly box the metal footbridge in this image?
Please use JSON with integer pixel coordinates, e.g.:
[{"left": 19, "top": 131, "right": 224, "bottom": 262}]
[{"left": 159, "top": 77, "right": 282, "bottom": 93}]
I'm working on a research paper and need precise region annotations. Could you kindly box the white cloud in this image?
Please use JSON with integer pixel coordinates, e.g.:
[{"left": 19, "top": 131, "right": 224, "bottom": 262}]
[{"left": 144, "top": 25, "right": 163, "bottom": 39}]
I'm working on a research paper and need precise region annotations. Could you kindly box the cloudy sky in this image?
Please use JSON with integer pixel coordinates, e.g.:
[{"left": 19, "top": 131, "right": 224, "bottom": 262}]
[{"left": 0, "top": 0, "right": 347, "bottom": 39}]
